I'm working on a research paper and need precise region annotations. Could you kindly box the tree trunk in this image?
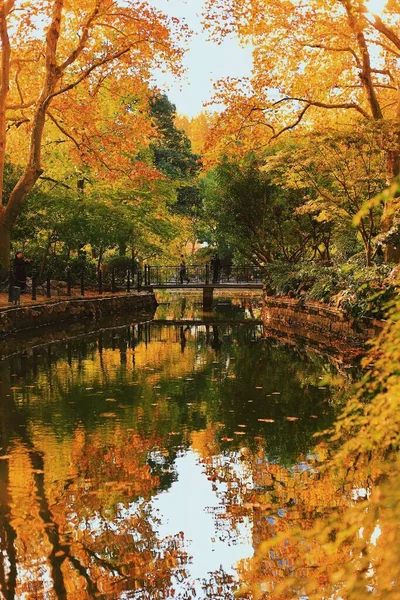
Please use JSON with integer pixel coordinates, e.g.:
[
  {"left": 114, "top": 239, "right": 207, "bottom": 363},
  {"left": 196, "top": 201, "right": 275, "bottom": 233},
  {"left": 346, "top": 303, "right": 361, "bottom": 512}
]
[
  {"left": 39, "top": 235, "right": 53, "bottom": 279},
  {"left": 97, "top": 246, "right": 103, "bottom": 271},
  {"left": 0, "top": 220, "right": 11, "bottom": 269},
  {"left": 385, "top": 244, "right": 400, "bottom": 263},
  {"left": 365, "top": 241, "right": 372, "bottom": 267}
]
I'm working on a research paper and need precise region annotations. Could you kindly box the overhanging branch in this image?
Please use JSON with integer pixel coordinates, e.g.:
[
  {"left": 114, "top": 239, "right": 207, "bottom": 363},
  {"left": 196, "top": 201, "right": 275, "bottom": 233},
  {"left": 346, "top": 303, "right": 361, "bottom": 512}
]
[
  {"left": 271, "top": 96, "right": 371, "bottom": 119},
  {"left": 47, "top": 111, "right": 81, "bottom": 149}
]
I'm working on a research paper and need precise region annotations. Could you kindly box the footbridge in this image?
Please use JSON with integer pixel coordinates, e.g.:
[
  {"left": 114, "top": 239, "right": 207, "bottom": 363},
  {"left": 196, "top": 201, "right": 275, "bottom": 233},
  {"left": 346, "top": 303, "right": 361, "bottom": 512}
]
[{"left": 141, "top": 264, "right": 264, "bottom": 308}]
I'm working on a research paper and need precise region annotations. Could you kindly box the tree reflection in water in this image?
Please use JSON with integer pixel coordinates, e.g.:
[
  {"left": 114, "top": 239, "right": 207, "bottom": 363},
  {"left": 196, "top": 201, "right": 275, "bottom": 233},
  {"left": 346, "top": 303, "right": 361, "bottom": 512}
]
[{"left": 0, "top": 305, "right": 351, "bottom": 599}]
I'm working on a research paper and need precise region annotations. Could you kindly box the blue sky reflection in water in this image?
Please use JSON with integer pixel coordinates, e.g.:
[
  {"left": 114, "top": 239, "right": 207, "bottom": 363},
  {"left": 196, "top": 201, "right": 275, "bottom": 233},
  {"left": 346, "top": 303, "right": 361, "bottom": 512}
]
[{"left": 0, "top": 294, "right": 346, "bottom": 599}]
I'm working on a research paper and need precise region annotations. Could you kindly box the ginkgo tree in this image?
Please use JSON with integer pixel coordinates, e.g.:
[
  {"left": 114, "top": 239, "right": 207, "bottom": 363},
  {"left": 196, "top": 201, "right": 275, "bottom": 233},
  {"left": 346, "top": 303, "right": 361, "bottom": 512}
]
[
  {"left": 204, "top": 0, "right": 400, "bottom": 260},
  {"left": 0, "top": 0, "right": 189, "bottom": 267}
]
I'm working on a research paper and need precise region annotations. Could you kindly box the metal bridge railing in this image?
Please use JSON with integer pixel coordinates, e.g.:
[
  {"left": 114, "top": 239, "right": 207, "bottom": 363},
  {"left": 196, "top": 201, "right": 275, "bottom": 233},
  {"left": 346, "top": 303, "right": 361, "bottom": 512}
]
[{"left": 144, "top": 264, "right": 263, "bottom": 286}]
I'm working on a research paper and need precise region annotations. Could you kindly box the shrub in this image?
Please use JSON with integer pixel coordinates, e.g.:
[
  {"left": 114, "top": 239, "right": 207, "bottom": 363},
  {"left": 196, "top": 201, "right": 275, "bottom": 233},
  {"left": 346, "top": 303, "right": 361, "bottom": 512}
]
[
  {"left": 265, "top": 261, "right": 397, "bottom": 319},
  {"left": 103, "top": 256, "right": 137, "bottom": 277}
]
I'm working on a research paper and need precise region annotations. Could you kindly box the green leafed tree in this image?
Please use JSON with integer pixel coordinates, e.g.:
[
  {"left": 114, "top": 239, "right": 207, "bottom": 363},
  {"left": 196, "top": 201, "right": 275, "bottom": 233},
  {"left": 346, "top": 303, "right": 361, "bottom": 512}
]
[
  {"left": 150, "top": 94, "right": 202, "bottom": 219},
  {"left": 200, "top": 154, "right": 332, "bottom": 265}
]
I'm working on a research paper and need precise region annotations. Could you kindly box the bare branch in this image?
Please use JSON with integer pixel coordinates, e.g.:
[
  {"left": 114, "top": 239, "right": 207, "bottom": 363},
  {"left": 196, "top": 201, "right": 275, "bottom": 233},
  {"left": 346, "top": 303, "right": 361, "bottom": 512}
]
[
  {"left": 39, "top": 176, "right": 72, "bottom": 190},
  {"left": 369, "top": 15, "right": 400, "bottom": 52},
  {"left": 6, "top": 117, "right": 29, "bottom": 131},
  {"left": 48, "top": 45, "right": 131, "bottom": 101},
  {"left": 237, "top": 106, "right": 275, "bottom": 138},
  {"left": 366, "top": 37, "right": 400, "bottom": 58},
  {"left": 271, "top": 104, "right": 312, "bottom": 140},
  {"left": 14, "top": 67, "right": 24, "bottom": 105},
  {"left": 304, "top": 43, "right": 361, "bottom": 69},
  {"left": 5, "top": 101, "right": 35, "bottom": 110},
  {"left": 342, "top": 0, "right": 383, "bottom": 119},
  {"left": 47, "top": 111, "right": 81, "bottom": 149},
  {"left": 371, "top": 68, "right": 395, "bottom": 83},
  {"left": 59, "top": 1, "right": 102, "bottom": 71},
  {"left": 271, "top": 96, "right": 371, "bottom": 119}
]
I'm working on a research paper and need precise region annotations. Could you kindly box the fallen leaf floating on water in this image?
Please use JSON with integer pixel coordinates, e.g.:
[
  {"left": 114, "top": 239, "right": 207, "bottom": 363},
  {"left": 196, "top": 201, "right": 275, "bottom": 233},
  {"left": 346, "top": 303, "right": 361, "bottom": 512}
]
[
  {"left": 255, "top": 386, "right": 263, "bottom": 389},
  {"left": 106, "top": 398, "right": 117, "bottom": 402},
  {"left": 238, "top": 424, "right": 247, "bottom": 428},
  {"left": 10, "top": 386, "right": 21, "bottom": 390},
  {"left": 258, "top": 418, "right": 275, "bottom": 423},
  {"left": 99, "top": 413, "right": 116, "bottom": 418},
  {"left": 311, "top": 415, "right": 319, "bottom": 419},
  {"left": 169, "top": 432, "right": 180, "bottom": 436},
  {"left": 234, "top": 431, "right": 246, "bottom": 435},
  {"left": 272, "top": 392, "right": 281, "bottom": 395},
  {"left": 227, "top": 375, "right": 237, "bottom": 379},
  {"left": 221, "top": 437, "right": 234, "bottom": 442},
  {"left": 286, "top": 416, "right": 299, "bottom": 421}
]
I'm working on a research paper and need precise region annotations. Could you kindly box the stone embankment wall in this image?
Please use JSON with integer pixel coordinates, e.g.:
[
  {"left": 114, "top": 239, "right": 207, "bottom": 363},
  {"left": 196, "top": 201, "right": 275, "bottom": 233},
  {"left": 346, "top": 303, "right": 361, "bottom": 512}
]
[
  {"left": 262, "top": 295, "right": 383, "bottom": 353},
  {"left": 0, "top": 293, "right": 157, "bottom": 337}
]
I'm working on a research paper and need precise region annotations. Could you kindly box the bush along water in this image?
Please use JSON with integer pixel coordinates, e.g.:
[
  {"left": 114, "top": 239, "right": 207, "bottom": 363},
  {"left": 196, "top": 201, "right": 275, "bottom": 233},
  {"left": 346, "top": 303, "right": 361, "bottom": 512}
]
[{"left": 265, "top": 261, "right": 399, "bottom": 320}]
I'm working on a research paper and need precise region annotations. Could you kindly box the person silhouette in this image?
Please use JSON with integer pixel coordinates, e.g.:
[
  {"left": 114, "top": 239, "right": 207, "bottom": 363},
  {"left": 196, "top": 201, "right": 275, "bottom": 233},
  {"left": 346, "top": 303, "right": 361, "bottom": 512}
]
[{"left": 179, "top": 255, "right": 189, "bottom": 284}]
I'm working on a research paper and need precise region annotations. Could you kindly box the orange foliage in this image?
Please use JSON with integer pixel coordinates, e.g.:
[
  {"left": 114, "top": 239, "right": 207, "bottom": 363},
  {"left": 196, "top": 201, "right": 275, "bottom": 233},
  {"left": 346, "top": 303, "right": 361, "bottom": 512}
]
[
  {"left": 203, "top": 0, "right": 400, "bottom": 161},
  {"left": 0, "top": 0, "right": 190, "bottom": 264}
]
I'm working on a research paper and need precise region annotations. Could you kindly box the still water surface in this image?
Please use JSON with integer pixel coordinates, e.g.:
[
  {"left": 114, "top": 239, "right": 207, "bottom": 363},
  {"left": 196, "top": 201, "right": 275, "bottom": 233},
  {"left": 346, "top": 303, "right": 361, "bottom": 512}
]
[{"left": 0, "top": 294, "right": 346, "bottom": 599}]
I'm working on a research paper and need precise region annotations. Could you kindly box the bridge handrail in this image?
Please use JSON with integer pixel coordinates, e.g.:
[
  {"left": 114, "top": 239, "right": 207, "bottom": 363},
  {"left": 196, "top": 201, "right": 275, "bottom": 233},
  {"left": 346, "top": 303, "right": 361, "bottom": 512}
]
[{"left": 144, "top": 264, "right": 263, "bottom": 286}]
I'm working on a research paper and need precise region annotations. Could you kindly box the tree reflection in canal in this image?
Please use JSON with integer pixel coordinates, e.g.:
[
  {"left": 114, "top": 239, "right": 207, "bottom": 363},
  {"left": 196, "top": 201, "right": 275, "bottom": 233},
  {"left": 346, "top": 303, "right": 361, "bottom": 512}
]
[{"left": 0, "top": 298, "right": 352, "bottom": 599}]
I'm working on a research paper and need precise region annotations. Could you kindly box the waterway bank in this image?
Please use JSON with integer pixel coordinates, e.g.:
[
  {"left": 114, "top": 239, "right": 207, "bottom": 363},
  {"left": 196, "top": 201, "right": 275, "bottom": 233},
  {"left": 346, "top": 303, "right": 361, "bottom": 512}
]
[
  {"left": 0, "top": 288, "right": 383, "bottom": 361},
  {"left": 263, "top": 294, "right": 383, "bottom": 350},
  {"left": 0, "top": 291, "right": 157, "bottom": 337}
]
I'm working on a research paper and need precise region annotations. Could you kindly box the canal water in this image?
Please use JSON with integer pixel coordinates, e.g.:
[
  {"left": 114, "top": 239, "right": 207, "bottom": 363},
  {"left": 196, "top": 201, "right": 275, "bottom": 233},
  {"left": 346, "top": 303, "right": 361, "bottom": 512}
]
[{"left": 0, "top": 293, "right": 347, "bottom": 599}]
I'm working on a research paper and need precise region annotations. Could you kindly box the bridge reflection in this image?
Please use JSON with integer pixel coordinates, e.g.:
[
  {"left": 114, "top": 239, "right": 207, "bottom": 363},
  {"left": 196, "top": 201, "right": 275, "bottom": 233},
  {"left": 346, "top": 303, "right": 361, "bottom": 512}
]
[{"left": 131, "top": 321, "right": 263, "bottom": 353}]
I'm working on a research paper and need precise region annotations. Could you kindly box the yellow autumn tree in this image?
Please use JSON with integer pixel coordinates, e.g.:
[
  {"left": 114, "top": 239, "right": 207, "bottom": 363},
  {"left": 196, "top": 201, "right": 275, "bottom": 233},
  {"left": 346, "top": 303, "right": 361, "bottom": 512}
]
[
  {"left": 0, "top": 0, "right": 189, "bottom": 266},
  {"left": 175, "top": 111, "right": 216, "bottom": 155},
  {"left": 204, "top": 0, "right": 400, "bottom": 258}
]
